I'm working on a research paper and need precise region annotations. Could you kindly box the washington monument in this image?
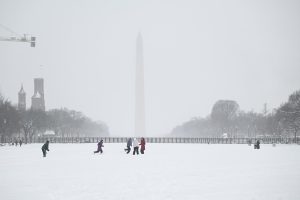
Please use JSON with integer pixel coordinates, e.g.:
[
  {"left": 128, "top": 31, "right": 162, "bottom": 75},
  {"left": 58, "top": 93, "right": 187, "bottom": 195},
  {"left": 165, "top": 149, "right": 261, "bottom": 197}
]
[{"left": 135, "top": 32, "right": 146, "bottom": 136}]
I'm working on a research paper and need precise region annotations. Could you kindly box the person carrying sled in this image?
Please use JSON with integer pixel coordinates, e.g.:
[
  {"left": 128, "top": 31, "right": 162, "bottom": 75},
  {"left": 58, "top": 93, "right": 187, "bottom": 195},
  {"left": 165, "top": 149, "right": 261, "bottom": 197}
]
[
  {"left": 139, "top": 137, "right": 146, "bottom": 154},
  {"left": 41, "top": 140, "right": 50, "bottom": 157},
  {"left": 124, "top": 138, "right": 132, "bottom": 154},
  {"left": 133, "top": 138, "right": 139, "bottom": 155},
  {"left": 94, "top": 139, "right": 104, "bottom": 154}
]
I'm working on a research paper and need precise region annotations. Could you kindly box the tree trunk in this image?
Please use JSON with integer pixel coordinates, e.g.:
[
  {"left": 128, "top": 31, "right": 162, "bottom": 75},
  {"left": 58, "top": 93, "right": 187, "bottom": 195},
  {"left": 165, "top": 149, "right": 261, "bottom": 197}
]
[{"left": 24, "top": 131, "right": 28, "bottom": 144}]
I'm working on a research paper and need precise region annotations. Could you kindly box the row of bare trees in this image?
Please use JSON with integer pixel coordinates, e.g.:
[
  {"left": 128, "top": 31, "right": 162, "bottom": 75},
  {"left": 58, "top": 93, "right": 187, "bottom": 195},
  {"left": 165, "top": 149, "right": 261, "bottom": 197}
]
[
  {"left": 0, "top": 94, "right": 109, "bottom": 143},
  {"left": 0, "top": 95, "right": 20, "bottom": 142},
  {"left": 172, "top": 90, "right": 300, "bottom": 139},
  {"left": 276, "top": 90, "right": 300, "bottom": 139}
]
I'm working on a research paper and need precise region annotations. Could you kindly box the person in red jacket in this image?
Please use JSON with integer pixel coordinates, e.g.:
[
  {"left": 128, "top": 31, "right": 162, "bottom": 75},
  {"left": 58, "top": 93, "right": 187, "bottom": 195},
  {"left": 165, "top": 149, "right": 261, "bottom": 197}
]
[{"left": 139, "top": 137, "right": 146, "bottom": 154}]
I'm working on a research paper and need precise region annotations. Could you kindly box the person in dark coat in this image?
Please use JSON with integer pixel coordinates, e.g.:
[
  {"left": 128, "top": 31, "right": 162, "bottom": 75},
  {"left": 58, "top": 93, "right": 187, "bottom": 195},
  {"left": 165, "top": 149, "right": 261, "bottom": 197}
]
[
  {"left": 254, "top": 140, "right": 260, "bottom": 149},
  {"left": 41, "top": 141, "right": 50, "bottom": 157},
  {"left": 94, "top": 140, "right": 104, "bottom": 154},
  {"left": 139, "top": 137, "right": 146, "bottom": 154},
  {"left": 19, "top": 139, "right": 23, "bottom": 147},
  {"left": 124, "top": 138, "right": 132, "bottom": 154}
]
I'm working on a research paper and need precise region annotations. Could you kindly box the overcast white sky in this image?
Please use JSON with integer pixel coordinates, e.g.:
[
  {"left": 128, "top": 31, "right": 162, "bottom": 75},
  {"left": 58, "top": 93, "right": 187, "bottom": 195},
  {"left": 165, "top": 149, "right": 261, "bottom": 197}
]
[{"left": 0, "top": 0, "right": 299, "bottom": 136}]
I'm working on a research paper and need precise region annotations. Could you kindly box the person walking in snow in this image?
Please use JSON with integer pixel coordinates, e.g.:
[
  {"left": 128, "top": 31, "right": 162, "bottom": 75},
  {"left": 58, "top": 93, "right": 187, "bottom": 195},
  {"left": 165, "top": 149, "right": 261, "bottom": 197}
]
[
  {"left": 124, "top": 138, "right": 132, "bottom": 154},
  {"left": 133, "top": 138, "right": 139, "bottom": 155},
  {"left": 140, "top": 137, "right": 146, "bottom": 154},
  {"left": 41, "top": 140, "right": 50, "bottom": 157},
  {"left": 19, "top": 139, "right": 23, "bottom": 147},
  {"left": 254, "top": 140, "right": 260, "bottom": 149},
  {"left": 94, "top": 139, "right": 104, "bottom": 154}
]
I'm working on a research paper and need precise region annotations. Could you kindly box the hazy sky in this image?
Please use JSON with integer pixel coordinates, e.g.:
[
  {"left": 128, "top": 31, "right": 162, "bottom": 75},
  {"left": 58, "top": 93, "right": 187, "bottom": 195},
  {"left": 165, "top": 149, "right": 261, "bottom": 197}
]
[{"left": 0, "top": 0, "right": 299, "bottom": 136}]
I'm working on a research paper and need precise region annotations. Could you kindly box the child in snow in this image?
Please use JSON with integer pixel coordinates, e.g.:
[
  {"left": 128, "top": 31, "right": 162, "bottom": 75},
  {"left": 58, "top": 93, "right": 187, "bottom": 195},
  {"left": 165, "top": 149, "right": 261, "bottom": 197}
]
[
  {"left": 124, "top": 138, "right": 132, "bottom": 154},
  {"left": 94, "top": 140, "right": 104, "bottom": 154},
  {"left": 41, "top": 140, "right": 50, "bottom": 157},
  {"left": 139, "top": 137, "right": 146, "bottom": 154},
  {"left": 133, "top": 138, "right": 139, "bottom": 155}
]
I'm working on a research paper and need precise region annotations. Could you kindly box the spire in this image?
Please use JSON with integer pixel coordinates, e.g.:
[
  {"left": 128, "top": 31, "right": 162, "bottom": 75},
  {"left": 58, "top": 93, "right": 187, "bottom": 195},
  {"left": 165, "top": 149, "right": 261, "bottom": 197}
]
[
  {"left": 19, "top": 84, "right": 25, "bottom": 94},
  {"left": 18, "top": 84, "right": 26, "bottom": 111}
]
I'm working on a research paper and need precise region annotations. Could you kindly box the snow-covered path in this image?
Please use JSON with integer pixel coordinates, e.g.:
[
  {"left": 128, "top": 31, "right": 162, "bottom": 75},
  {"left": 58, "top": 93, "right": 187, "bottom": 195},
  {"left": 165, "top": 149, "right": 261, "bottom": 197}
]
[{"left": 0, "top": 143, "right": 300, "bottom": 200}]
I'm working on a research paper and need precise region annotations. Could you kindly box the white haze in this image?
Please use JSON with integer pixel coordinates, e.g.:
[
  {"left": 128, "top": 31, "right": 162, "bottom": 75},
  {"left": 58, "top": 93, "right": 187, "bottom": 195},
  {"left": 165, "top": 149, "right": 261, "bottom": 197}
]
[{"left": 0, "top": 0, "right": 299, "bottom": 136}]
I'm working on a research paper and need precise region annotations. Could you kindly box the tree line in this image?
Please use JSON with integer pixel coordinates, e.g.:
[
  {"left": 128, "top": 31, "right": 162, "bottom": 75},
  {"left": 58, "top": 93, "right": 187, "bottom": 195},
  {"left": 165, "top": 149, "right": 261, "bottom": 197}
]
[
  {"left": 0, "top": 94, "right": 109, "bottom": 143},
  {"left": 172, "top": 90, "right": 300, "bottom": 139}
]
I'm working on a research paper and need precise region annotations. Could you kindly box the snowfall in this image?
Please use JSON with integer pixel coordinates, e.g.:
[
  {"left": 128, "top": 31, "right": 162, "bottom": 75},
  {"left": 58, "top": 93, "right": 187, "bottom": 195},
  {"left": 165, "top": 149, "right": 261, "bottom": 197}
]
[{"left": 0, "top": 143, "right": 300, "bottom": 200}]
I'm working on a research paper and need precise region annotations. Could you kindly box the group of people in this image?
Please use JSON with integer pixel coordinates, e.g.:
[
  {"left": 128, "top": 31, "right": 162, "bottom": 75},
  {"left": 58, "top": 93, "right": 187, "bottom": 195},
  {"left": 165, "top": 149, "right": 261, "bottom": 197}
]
[
  {"left": 248, "top": 139, "right": 261, "bottom": 149},
  {"left": 41, "top": 137, "right": 263, "bottom": 158},
  {"left": 10, "top": 139, "right": 23, "bottom": 147},
  {"left": 124, "top": 138, "right": 146, "bottom": 155},
  {"left": 93, "top": 137, "right": 146, "bottom": 155},
  {"left": 41, "top": 138, "right": 146, "bottom": 158}
]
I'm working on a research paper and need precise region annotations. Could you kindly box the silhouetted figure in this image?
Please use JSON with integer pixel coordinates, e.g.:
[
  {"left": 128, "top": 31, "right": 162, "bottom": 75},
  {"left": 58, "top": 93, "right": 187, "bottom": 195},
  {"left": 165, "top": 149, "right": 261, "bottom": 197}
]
[
  {"left": 248, "top": 139, "right": 252, "bottom": 146},
  {"left": 254, "top": 140, "right": 260, "bottom": 149},
  {"left": 140, "top": 137, "right": 146, "bottom": 154},
  {"left": 133, "top": 138, "right": 139, "bottom": 155},
  {"left": 41, "top": 141, "right": 50, "bottom": 157},
  {"left": 15, "top": 139, "right": 18, "bottom": 146},
  {"left": 19, "top": 139, "right": 23, "bottom": 147},
  {"left": 124, "top": 138, "right": 132, "bottom": 154},
  {"left": 94, "top": 140, "right": 104, "bottom": 154}
]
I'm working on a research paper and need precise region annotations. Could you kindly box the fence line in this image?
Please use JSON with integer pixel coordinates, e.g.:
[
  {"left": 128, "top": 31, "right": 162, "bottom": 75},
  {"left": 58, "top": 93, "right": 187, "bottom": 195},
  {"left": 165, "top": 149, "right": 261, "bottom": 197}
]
[{"left": 1, "top": 136, "right": 300, "bottom": 144}]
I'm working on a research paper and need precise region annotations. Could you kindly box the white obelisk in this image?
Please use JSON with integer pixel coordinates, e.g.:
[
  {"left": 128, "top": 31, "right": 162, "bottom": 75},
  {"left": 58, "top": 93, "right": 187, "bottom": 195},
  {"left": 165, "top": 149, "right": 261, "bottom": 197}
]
[{"left": 135, "top": 32, "right": 146, "bottom": 136}]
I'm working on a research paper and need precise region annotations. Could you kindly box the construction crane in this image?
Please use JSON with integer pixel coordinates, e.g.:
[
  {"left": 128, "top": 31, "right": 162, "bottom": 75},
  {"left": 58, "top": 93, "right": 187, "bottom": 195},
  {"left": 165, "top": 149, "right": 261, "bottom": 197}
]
[{"left": 0, "top": 24, "right": 36, "bottom": 47}]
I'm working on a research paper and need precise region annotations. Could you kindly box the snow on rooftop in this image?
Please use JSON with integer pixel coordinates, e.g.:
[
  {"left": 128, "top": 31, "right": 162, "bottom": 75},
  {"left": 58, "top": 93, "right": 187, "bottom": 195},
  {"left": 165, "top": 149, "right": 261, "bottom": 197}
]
[{"left": 32, "top": 91, "right": 42, "bottom": 98}]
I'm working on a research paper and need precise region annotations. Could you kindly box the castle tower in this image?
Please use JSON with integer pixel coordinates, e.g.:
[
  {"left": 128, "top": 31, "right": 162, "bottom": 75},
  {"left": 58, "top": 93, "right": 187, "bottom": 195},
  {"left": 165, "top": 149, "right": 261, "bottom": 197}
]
[
  {"left": 135, "top": 33, "right": 146, "bottom": 136},
  {"left": 31, "top": 78, "right": 45, "bottom": 111},
  {"left": 18, "top": 84, "right": 26, "bottom": 111}
]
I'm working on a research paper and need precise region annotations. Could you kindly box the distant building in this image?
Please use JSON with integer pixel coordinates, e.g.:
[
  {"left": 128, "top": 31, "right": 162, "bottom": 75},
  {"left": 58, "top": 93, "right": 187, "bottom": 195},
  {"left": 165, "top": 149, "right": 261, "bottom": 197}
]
[
  {"left": 31, "top": 78, "right": 45, "bottom": 111},
  {"left": 18, "top": 84, "right": 26, "bottom": 111}
]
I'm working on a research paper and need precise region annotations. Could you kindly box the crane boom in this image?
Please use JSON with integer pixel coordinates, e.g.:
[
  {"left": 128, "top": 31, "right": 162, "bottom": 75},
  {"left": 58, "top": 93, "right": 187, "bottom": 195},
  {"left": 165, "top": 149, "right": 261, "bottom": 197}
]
[{"left": 0, "top": 35, "right": 36, "bottom": 47}]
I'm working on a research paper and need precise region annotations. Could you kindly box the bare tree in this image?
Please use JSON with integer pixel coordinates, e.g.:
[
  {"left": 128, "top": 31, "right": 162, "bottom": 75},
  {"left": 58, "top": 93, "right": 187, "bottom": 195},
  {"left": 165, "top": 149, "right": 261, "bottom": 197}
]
[
  {"left": 0, "top": 94, "right": 20, "bottom": 142},
  {"left": 211, "top": 100, "right": 239, "bottom": 136},
  {"left": 276, "top": 91, "right": 300, "bottom": 142}
]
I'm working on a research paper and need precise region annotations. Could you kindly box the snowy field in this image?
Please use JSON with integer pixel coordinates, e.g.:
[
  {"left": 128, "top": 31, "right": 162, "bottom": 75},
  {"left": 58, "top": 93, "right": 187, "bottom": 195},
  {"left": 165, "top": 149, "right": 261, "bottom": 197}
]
[{"left": 1, "top": 143, "right": 300, "bottom": 200}]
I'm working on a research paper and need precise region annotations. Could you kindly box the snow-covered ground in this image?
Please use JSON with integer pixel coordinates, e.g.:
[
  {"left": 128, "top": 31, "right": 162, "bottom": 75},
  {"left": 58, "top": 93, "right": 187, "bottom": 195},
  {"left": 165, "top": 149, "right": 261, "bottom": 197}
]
[{"left": 0, "top": 143, "right": 300, "bottom": 200}]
